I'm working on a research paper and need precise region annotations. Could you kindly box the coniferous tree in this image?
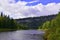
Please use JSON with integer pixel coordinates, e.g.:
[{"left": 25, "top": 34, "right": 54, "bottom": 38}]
[{"left": 0, "top": 12, "right": 18, "bottom": 30}]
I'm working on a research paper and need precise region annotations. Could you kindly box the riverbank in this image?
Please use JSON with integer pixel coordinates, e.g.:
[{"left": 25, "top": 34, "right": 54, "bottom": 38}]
[
  {"left": 0, "top": 28, "right": 17, "bottom": 32},
  {"left": 0, "top": 28, "right": 45, "bottom": 32}
]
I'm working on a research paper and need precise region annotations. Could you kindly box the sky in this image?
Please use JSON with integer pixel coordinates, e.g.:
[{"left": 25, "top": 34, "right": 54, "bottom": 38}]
[{"left": 0, "top": 0, "right": 60, "bottom": 19}]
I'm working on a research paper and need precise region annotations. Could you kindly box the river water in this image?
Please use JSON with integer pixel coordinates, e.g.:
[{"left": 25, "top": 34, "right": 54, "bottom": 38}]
[{"left": 0, "top": 30, "right": 45, "bottom": 40}]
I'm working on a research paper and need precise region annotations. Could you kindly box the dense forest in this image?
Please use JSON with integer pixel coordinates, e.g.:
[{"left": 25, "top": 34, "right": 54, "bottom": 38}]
[
  {"left": 0, "top": 12, "right": 24, "bottom": 31},
  {"left": 38, "top": 12, "right": 60, "bottom": 40},
  {"left": 16, "top": 14, "right": 57, "bottom": 29}
]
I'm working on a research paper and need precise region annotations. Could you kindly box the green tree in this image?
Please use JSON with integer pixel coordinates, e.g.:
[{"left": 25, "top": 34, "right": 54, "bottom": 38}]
[
  {"left": 0, "top": 12, "right": 18, "bottom": 30},
  {"left": 39, "top": 12, "right": 60, "bottom": 40}
]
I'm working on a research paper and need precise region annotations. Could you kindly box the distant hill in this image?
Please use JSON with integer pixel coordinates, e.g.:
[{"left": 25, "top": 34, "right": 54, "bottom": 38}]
[{"left": 15, "top": 14, "right": 57, "bottom": 29}]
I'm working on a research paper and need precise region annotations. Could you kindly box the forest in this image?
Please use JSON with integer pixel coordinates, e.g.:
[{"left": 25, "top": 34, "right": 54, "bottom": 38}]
[
  {"left": 0, "top": 12, "right": 58, "bottom": 30},
  {"left": 0, "top": 12, "right": 25, "bottom": 31},
  {"left": 38, "top": 12, "right": 60, "bottom": 40},
  {"left": 16, "top": 14, "right": 57, "bottom": 29}
]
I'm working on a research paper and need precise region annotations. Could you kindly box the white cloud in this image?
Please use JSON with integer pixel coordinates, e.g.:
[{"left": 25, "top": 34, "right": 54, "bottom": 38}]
[
  {"left": 32, "top": 3, "right": 60, "bottom": 16},
  {"left": 0, "top": 0, "right": 60, "bottom": 19},
  {"left": 27, "top": 0, "right": 39, "bottom": 3}
]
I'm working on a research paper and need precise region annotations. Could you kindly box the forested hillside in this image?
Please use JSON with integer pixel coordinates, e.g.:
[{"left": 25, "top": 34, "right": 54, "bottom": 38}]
[
  {"left": 0, "top": 12, "right": 58, "bottom": 31},
  {"left": 16, "top": 14, "right": 57, "bottom": 29},
  {"left": 38, "top": 12, "right": 60, "bottom": 40}
]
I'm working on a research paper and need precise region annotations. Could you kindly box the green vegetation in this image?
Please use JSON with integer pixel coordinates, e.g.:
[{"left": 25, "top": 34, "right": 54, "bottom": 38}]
[
  {"left": 38, "top": 12, "right": 60, "bottom": 40},
  {"left": 16, "top": 14, "right": 56, "bottom": 29},
  {"left": 0, "top": 12, "right": 26, "bottom": 31},
  {"left": 0, "top": 12, "right": 39, "bottom": 31}
]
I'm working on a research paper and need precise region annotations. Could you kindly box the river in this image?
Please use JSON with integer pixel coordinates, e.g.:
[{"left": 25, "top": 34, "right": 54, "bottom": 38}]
[{"left": 0, "top": 30, "right": 45, "bottom": 40}]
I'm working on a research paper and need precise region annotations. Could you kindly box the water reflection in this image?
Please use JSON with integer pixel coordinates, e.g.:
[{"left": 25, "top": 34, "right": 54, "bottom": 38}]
[{"left": 0, "top": 30, "right": 45, "bottom": 40}]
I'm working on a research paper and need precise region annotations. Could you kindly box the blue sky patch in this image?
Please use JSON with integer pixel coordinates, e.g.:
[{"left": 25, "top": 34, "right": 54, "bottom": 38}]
[{"left": 15, "top": 0, "right": 60, "bottom": 6}]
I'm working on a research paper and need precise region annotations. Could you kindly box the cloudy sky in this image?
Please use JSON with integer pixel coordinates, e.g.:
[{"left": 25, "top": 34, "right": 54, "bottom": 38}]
[{"left": 0, "top": 0, "right": 60, "bottom": 19}]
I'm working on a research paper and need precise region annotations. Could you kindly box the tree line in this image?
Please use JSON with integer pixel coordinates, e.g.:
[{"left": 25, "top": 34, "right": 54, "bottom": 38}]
[{"left": 0, "top": 12, "right": 24, "bottom": 30}]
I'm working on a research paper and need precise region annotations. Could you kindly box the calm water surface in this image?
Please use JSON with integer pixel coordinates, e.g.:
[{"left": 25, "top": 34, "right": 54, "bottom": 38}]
[{"left": 0, "top": 30, "right": 45, "bottom": 40}]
